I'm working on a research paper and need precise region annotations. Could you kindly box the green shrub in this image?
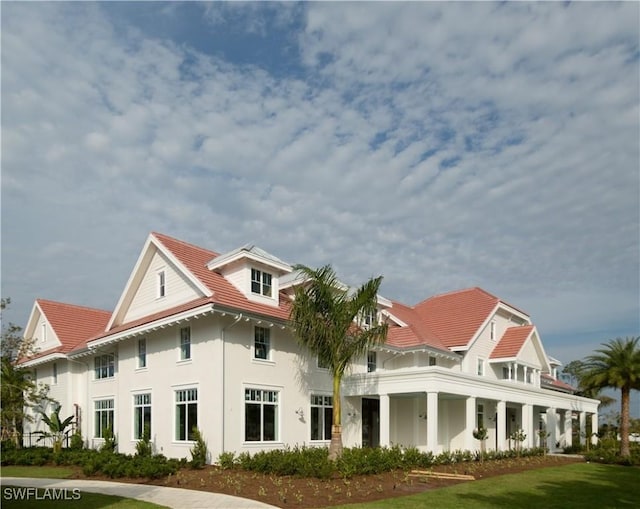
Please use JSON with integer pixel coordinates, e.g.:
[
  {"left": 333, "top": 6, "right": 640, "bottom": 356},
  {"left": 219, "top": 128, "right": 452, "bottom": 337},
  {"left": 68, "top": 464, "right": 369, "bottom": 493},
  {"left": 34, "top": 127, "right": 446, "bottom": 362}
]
[
  {"left": 189, "top": 427, "right": 208, "bottom": 469},
  {"left": 69, "top": 431, "right": 84, "bottom": 451},
  {"left": 217, "top": 451, "right": 236, "bottom": 469},
  {"left": 135, "top": 425, "right": 153, "bottom": 457},
  {"left": 100, "top": 426, "right": 117, "bottom": 453}
]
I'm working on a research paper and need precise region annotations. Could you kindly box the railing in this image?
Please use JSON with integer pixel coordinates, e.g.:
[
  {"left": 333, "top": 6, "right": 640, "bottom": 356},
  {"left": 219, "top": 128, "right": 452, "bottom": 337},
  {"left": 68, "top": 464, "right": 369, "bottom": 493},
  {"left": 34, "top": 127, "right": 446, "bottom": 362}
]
[{"left": 21, "top": 432, "right": 71, "bottom": 449}]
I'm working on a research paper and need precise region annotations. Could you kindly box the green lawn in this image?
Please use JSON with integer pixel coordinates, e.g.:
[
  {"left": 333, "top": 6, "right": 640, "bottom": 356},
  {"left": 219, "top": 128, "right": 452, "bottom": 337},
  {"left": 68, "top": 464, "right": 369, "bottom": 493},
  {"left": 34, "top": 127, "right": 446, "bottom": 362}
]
[
  {"left": 1, "top": 466, "right": 75, "bottom": 479},
  {"left": 331, "top": 463, "right": 640, "bottom": 508}
]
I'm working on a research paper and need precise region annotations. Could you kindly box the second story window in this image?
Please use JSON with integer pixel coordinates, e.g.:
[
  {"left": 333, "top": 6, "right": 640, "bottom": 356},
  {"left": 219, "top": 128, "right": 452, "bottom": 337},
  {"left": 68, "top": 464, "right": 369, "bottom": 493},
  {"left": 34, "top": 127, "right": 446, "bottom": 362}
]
[
  {"left": 254, "top": 326, "right": 271, "bottom": 360},
  {"left": 94, "top": 354, "right": 115, "bottom": 380},
  {"left": 137, "top": 338, "right": 147, "bottom": 368},
  {"left": 477, "top": 358, "right": 485, "bottom": 376},
  {"left": 180, "top": 327, "right": 191, "bottom": 361},
  {"left": 52, "top": 363, "right": 58, "bottom": 384},
  {"left": 251, "top": 269, "right": 272, "bottom": 297},
  {"left": 367, "top": 351, "right": 377, "bottom": 372}
]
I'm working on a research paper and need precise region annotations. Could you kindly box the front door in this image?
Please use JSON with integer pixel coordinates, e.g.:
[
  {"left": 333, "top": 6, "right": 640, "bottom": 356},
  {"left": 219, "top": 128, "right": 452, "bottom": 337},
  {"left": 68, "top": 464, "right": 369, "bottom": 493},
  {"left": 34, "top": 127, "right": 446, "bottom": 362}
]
[{"left": 362, "top": 398, "right": 380, "bottom": 448}]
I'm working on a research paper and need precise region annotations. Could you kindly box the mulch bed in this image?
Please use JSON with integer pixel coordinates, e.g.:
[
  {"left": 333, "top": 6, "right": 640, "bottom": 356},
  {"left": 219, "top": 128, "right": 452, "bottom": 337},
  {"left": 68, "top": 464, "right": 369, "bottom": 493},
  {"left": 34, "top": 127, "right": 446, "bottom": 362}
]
[{"left": 75, "top": 454, "right": 583, "bottom": 508}]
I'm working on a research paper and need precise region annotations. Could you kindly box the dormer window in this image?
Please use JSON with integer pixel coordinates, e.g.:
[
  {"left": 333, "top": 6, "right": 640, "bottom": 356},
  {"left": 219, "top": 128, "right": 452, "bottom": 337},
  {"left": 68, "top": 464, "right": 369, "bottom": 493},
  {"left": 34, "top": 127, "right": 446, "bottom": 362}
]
[
  {"left": 251, "top": 269, "right": 272, "bottom": 297},
  {"left": 364, "top": 310, "right": 377, "bottom": 328}
]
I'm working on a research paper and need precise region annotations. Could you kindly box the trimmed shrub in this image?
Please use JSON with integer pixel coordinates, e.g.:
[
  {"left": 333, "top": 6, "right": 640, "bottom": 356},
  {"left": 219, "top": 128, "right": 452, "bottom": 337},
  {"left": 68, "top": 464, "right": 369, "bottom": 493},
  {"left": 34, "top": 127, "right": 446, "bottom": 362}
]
[{"left": 189, "top": 427, "right": 208, "bottom": 469}]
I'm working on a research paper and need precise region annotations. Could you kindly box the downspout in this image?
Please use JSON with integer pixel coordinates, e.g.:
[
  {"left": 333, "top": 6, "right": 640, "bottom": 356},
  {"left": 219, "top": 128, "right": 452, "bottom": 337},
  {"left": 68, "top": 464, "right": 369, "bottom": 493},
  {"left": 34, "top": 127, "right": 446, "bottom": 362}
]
[{"left": 220, "top": 313, "right": 243, "bottom": 455}]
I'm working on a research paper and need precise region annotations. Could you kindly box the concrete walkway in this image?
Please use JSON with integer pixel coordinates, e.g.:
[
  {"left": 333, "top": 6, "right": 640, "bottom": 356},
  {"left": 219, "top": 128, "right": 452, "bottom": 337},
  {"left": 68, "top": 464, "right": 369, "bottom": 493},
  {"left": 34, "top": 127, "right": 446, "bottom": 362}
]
[{"left": 1, "top": 477, "right": 279, "bottom": 509}]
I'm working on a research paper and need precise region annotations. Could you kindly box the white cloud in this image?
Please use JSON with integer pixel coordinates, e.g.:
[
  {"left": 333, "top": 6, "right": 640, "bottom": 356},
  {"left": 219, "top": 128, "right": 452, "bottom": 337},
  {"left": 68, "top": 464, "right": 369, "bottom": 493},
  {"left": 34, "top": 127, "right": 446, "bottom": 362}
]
[{"left": 1, "top": 2, "right": 638, "bottom": 367}]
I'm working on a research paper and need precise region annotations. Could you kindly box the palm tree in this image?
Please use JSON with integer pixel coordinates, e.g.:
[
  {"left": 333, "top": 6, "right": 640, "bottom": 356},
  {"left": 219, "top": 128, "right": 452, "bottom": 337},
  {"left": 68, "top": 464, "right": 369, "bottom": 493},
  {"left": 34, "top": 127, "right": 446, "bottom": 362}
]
[
  {"left": 290, "top": 264, "right": 388, "bottom": 460},
  {"left": 35, "top": 404, "right": 75, "bottom": 453},
  {"left": 582, "top": 336, "right": 640, "bottom": 458}
]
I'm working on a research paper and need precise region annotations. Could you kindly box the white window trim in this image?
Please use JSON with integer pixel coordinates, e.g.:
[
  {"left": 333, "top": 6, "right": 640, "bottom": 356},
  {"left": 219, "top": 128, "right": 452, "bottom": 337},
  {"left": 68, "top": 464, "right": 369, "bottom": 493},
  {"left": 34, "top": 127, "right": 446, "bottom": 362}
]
[
  {"left": 136, "top": 338, "right": 147, "bottom": 370},
  {"left": 252, "top": 326, "right": 274, "bottom": 364},
  {"left": 316, "top": 356, "right": 329, "bottom": 370},
  {"left": 178, "top": 326, "right": 192, "bottom": 362},
  {"left": 131, "top": 390, "right": 152, "bottom": 442},
  {"left": 310, "top": 392, "right": 333, "bottom": 442},
  {"left": 490, "top": 321, "right": 496, "bottom": 341},
  {"left": 157, "top": 268, "right": 166, "bottom": 299},
  {"left": 94, "top": 353, "right": 116, "bottom": 381},
  {"left": 251, "top": 268, "right": 274, "bottom": 298},
  {"left": 93, "top": 396, "right": 115, "bottom": 440},
  {"left": 173, "top": 385, "right": 199, "bottom": 443},
  {"left": 477, "top": 357, "right": 485, "bottom": 377},
  {"left": 242, "top": 383, "right": 283, "bottom": 445}
]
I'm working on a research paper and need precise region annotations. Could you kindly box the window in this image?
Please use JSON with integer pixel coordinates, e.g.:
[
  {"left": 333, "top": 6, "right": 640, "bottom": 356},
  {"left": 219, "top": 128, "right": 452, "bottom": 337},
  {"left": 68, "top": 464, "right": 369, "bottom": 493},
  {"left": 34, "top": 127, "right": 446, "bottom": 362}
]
[
  {"left": 245, "top": 388, "right": 278, "bottom": 442},
  {"left": 52, "top": 363, "right": 58, "bottom": 384},
  {"left": 477, "top": 358, "right": 485, "bottom": 376},
  {"left": 317, "top": 355, "right": 329, "bottom": 369},
  {"left": 363, "top": 310, "right": 377, "bottom": 328},
  {"left": 503, "top": 366, "right": 510, "bottom": 380},
  {"left": 158, "top": 271, "right": 166, "bottom": 298},
  {"left": 490, "top": 321, "right": 496, "bottom": 341},
  {"left": 94, "top": 354, "right": 115, "bottom": 379},
  {"left": 137, "top": 338, "right": 147, "bottom": 368},
  {"left": 254, "top": 326, "right": 271, "bottom": 360},
  {"left": 133, "top": 393, "right": 151, "bottom": 440},
  {"left": 477, "top": 403, "right": 485, "bottom": 428},
  {"left": 310, "top": 395, "right": 333, "bottom": 441},
  {"left": 251, "top": 268, "right": 272, "bottom": 297},
  {"left": 179, "top": 327, "right": 191, "bottom": 360},
  {"left": 367, "top": 351, "right": 377, "bottom": 372},
  {"left": 429, "top": 356, "right": 437, "bottom": 366},
  {"left": 175, "top": 388, "right": 198, "bottom": 441},
  {"left": 94, "top": 399, "right": 114, "bottom": 438},
  {"left": 41, "top": 323, "right": 47, "bottom": 343}
]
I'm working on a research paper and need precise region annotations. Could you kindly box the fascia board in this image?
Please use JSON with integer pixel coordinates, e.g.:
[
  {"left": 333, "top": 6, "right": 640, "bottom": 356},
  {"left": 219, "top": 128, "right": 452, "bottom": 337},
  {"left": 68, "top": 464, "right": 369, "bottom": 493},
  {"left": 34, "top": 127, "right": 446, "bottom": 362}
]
[
  {"left": 207, "top": 250, "right": 291, "bottom": 274},
  {"left": 381, "top": 310, "right": 408, "bottom": 327},
  {"left": 20, "top": 352, "right": 67, "bottom": 368},
  {"left": 23, "top": 301, "right": 42, "bottom": 339}
]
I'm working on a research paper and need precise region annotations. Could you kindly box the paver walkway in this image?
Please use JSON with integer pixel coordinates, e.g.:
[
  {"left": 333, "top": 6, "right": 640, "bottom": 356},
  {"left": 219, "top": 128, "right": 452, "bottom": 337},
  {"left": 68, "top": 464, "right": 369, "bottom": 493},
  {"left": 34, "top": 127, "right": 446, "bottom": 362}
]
[{"left": 1, "top": 477, "right": 279, "bottom": 509}]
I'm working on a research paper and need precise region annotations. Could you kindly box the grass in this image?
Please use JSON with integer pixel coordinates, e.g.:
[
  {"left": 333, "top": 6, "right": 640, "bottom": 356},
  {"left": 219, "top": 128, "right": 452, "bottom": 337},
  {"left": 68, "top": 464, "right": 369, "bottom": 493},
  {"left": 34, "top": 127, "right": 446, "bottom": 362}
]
[
  {"left": 1, "top": 466, "right": 75, "bottom": 479},
  {"left": 1, "top": 487, "right": 167, "bottom": 509},
  {"left": 330, "top": 463, "right": 640, "bottom": 508}
]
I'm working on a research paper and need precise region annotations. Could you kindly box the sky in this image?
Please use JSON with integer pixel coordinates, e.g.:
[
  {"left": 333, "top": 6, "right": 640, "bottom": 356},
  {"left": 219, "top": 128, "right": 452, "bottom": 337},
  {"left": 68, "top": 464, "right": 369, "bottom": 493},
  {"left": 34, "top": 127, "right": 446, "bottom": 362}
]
[{"left": 1, "top": 2, "right": 639, "bottom": 414}]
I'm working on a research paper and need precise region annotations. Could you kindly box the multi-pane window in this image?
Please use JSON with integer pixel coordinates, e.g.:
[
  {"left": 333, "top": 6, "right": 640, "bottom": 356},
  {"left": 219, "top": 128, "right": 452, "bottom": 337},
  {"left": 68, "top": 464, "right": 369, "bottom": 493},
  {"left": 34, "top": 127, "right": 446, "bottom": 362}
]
[
  {"left": 158, "top": 271, "right": 166, "bottom": 298},
  {"left": 367, "top": 351, "right": 377, "bottom": 372},
  {"left": 95, "top": 399, "right": 114, "bottom": 438},
  {"left": 251, "top": 269, "right": 272, "bottom": 297},
  {"left": 477, "top": 403, "right": 485, "bottom": 428},
  {"left": 138, "top": 338, "right": 147, "bottom": 368},
  {"left": 180, "top": 327, "right": 191, "bottom": 360},
  {"left": 52, "top": 363, "right": 58, "bottom": 384},
  {"left": 133, "top": 393, "right": 151, "bottom": 440},
  {"left": 245, "top": 388, "right": 278, "bottom": 442},
  {"left": 175, "top": 388, "right": 198, "bottom": 441},
  {"left": 94, "top": 354, "right": 115, "bottom": 379},
  {"left": 363, "top": 310, "right": 377, "bottom": 328},
  {"left": 310, "top": 395, "right": 333, "bottom": 441},
  {"left": 254, "top": 326, "right": 271, "bottom": 360},
  {"left": 429, "top": 356, "right": 437, "bottom": 366}
]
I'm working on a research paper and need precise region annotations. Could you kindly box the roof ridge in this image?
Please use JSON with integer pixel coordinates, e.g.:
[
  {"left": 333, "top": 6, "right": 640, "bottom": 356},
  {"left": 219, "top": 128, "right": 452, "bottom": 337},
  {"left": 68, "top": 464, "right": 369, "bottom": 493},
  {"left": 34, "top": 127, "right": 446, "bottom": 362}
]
[
  {"left": 37, "top": 299, "right": 111, "bottom": 314},
  {"left": 414, "top": 286, "right": 498, "bottom": 307},
  {"left": 151, "top": 231, "right": 219, "bottom": 257}
]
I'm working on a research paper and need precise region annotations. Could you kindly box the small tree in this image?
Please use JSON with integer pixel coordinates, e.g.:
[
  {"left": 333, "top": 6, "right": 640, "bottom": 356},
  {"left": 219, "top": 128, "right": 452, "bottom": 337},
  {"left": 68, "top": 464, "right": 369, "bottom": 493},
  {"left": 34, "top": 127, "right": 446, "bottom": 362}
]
[
  {"left": 135, "top": 424, "right": 153, "bottom": 457},
  {"left": 34, "top": 404, "right": 74, "bottom": 453},
  {"left": 537, "top": 428, "right": 550, "bottom": 454},
  {"left": 100, "top": 425, "right": 117, "bottom": 453},
  {"left": 189, "top": 427, "right": 208, "bottom": 469},
  {"left": 473, "top": 427, "right": 488, "bottom": 461},
  {"left": 510, "top": 429, "right": 527, "bottom": 456}
]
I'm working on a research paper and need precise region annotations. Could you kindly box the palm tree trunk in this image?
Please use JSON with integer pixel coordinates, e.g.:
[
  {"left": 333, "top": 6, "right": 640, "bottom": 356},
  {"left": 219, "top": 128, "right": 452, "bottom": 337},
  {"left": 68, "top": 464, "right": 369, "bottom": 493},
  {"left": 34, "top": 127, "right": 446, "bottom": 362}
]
[
  {"left": 328, "top": 373, "right": 343, "bottom": 461},
  {"left": 620, "top": 385, "right": 630, "bottom": 458}
]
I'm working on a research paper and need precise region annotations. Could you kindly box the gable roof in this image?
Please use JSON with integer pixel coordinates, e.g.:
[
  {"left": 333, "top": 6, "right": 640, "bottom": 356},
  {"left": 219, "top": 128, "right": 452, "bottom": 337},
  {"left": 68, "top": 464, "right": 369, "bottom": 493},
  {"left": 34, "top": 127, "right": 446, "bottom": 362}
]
[
  {"left": 541, "top": 373, "right": 576, "bottom": 393},
  {"left": 385, "top": 300, "right": 450, "bottom": 352},
  {"left": 206, "top": 243, "right": 291, "bottom": 272},
  {"left": 490, "top": 325, "right": 535, "bottom": 359},
  {"left": 413, "top": 287, "right": 501, "bottom": 349},
  {"left": 19, "top": 300, "right": 111, "bottom": 364}
]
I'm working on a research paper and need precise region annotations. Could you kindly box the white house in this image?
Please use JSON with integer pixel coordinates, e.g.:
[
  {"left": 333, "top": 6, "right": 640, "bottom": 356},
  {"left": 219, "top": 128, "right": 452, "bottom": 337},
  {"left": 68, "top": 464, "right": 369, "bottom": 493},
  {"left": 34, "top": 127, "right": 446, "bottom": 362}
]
[{"left": 19, "top": 232, "right": 599, "bottom": 459}]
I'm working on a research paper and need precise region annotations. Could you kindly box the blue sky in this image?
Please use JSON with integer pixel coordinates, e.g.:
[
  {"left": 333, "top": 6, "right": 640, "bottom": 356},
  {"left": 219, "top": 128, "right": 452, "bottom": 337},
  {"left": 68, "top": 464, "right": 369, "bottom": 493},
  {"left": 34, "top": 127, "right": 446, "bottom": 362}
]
[{"left": 2, "top": 2, "right": 639, "bottom": 416}]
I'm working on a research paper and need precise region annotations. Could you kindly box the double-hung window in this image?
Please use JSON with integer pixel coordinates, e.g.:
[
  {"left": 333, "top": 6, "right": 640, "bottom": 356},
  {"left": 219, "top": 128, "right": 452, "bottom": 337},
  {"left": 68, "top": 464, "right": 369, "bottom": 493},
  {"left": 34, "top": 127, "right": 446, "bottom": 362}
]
[
  {"left": 477, "top": 358, "right": 485, "bottom": 376},
  {"left": 95, "top": 399, "right": 114, "bottom": 438},
  {"left": 254, "top": 326, "right": 271, "bottom": 360},
  {"left": 175, "top": 388, "right": 198, "bottom": 441},
  {"left": 310, "top": 395, "right": 333, "bottom": 441},
  {"left": 158, "top": 271, "right": 166, "bottom": 298},
  {"left": 179, "top": 327, "right": 191, "bottom": 360},
  {"left": 251, "top": 269, "right": 272, "bottom": 297},
  {"left": 245, "top": 388, "right": 278, "bottom": 442},
  {"left": 133, "top": 393, "right": 151, "bottom": 440},
  {"left": 367, "top": 351, "right": 377, "bottom": 373},
  {"left": 94, "top": 354, "right": 115, "bottom": 379}
]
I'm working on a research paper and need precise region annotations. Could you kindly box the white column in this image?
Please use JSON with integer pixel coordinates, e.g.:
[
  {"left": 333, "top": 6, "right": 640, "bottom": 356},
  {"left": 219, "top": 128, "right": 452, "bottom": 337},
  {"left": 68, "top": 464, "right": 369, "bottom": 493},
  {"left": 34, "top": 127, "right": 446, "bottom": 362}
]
[
  {"left": 523, "top": 366, "right": 529, "bottom": 384},
  {"left": 564, "top": 411, "right": 572, "bottom": 448},
  {"left": 591, "top": 413, "right": 599, "bottom": 446},
  {"left": 496, "top": 400, "right": 506, "bottom": 451},
  {"left": 522, "top": 404, "right": 533, "bottom": 448},
  {"left": 426, "top": 392, "right": 438, "bottom": 453},
  {"left": 579, "top": 412, "right": 587, "bottom": 445},
  {"left": 465, "top": 396, "right": 476, "bottom": 451},
  {"left": 379, "top": 394, "right": 390, "bottom": 447},
  {"left": 546, "top": 408, "right": 557, "bottom": 451}
]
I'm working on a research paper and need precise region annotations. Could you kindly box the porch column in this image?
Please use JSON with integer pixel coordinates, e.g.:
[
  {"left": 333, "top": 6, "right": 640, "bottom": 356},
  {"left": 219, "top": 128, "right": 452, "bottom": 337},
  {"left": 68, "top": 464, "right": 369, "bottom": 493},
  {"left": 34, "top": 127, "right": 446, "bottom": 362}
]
[
  {"left": 522, "top": 404, "right": 533, "bottom": 448},
  {"left": 496, "top": 400, "right": 506, "bottom": 451},
  {"left": 426, "top": 392, "right": 438, "bottom": 453},
  {"left": 546, "top": 408, "right": 557, "bottom": 451},
  {"left": 523, "top": 366, "right": 529, "bottom": 384},
  {"left": 579, "top": 412, "right": 587, "bottom": 445},
  {"left": 465, "top": 396, "right": 476, "bottom": 451},
  {"left": 591, "top": 413, "right": 599, "bottom": 446},
  {"left": 564, "top": 411, "right": 573, "bottom": 448},
  {"left": 379, "top": 394, "right": 390, "bottom": 447},
  {"left": 512, "top": 363, "right": 518, "bottom": 382}
]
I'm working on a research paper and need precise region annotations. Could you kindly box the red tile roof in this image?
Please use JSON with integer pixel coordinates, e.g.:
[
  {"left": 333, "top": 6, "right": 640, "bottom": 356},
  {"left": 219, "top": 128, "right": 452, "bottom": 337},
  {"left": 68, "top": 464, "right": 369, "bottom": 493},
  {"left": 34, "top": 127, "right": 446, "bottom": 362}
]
[
  {"left": 386, "top": 300, "right": 450, "bottom": 351},
  {"left": 541, "top": 373, "right": 575, "bottom": 393},
  {"left": 413, "top": 287, "right": 500, "bottom": 349},
  {"left": 19, "top": 300, "right": 111, "bottom": 363},
  {"left": 490, "top": 325, "right": 535, "bottom": 359}
]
